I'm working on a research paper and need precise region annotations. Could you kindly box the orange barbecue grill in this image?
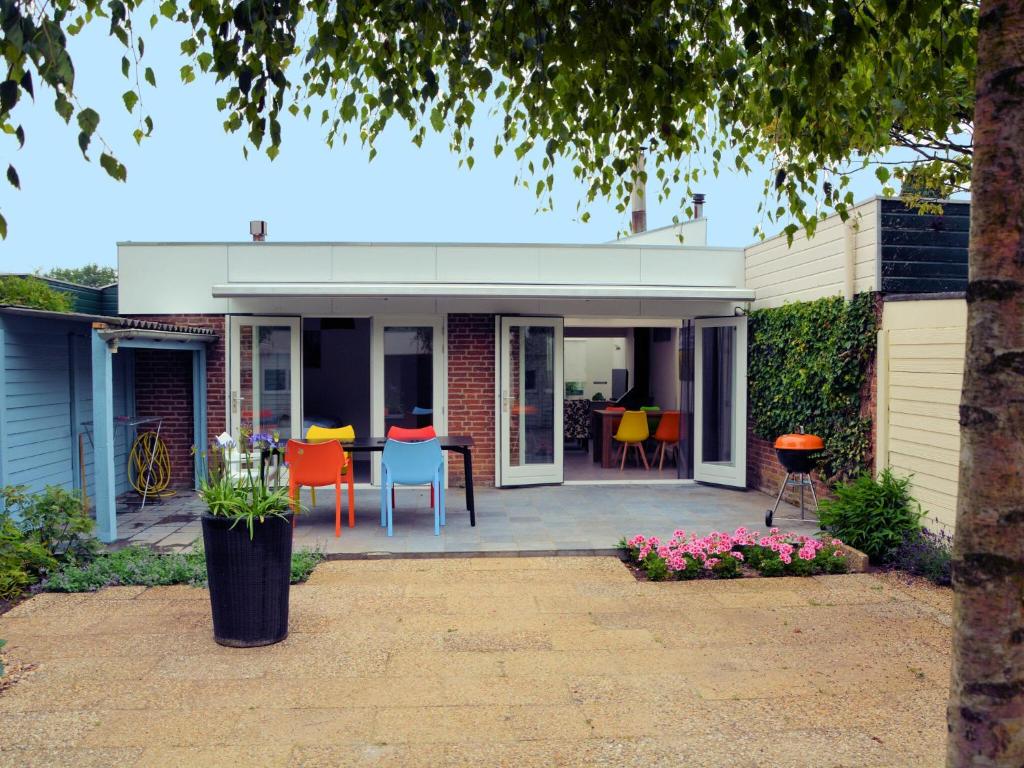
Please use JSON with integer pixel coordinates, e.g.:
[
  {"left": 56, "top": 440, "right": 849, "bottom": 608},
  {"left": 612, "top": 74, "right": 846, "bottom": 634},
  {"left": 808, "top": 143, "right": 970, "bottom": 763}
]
[{"left": 765, "top": 431, "right": 824, "bottom": 527}]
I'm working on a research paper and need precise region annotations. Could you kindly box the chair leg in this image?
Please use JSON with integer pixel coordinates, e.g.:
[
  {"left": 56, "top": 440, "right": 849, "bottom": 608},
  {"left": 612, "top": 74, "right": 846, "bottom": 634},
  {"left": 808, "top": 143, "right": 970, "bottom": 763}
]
[
  {"left": 386, "top": 480, "right": 394, "bottom": 537},
  {"left": 334, "top": 479, "right": 341, "bottom": 538},
  {"left": 639, "top": 443, "right": 650, "bottom": 470},
  {"left": 310, "top": 487, "right": 316, "bottom": 509},
  {"left": 658, "top": 441, "right": 666, "bottom": 471},
  {"left": 619, "top": 442, "right": 627, "bottom": 471},
  {"left": 347, "top": 471, "right": 355, "bottom": 528},
  {"left": 391, "top": 486, "right": 396, "bottom": 510},
  {"left": 433, "top": 477, "right": 440, "bottom": 536},
  {"left": 380, "top": 476, "right": 388, "bottom": 528},
  {"left": 289, "top": 481, "right": 299, "bottom": 529}
]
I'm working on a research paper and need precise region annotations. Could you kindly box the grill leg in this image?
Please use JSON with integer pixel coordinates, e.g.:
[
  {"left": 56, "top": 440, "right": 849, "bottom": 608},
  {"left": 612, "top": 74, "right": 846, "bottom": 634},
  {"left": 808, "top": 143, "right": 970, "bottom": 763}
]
[
  {"left": 799, "top": 476, "right": 805, "bottom": 520},
  {"left": 770, "top": 472, "right": 790, "bottom": 517},
  {"left": 808, "top": 475, "right": 820, "bottom": 514}
]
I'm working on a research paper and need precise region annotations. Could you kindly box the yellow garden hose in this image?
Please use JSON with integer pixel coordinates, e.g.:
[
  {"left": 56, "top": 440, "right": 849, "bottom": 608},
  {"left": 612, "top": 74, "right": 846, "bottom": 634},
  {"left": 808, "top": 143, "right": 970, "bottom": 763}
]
[{"left": 128, "top": 431, "right": 177, "bottom": 500}]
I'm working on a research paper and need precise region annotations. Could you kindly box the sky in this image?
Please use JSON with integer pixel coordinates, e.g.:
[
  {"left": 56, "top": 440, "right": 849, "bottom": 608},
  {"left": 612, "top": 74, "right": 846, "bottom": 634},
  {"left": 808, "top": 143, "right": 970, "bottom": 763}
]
[{"left": 0, "top": 23, "right": 889, "bottom": 274}]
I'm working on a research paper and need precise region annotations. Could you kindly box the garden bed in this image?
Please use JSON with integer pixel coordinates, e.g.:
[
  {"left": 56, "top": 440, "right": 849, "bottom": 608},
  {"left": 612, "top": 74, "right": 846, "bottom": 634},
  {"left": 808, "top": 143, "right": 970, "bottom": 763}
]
[{"left": 619, "top": 527, "right": 854, "bottom": 582}]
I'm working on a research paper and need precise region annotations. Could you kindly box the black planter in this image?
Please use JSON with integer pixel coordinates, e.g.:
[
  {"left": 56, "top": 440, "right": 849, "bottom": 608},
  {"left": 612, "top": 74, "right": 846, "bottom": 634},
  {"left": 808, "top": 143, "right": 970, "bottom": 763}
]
[{"left": 201, "top": 511, "right": 293, "bottom": 647}]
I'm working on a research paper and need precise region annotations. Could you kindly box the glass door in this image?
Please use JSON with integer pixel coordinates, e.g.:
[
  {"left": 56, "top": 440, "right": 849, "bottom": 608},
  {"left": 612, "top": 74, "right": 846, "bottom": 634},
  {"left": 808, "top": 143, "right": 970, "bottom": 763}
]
[
  {"left": 371, "top": 317, "right": 446, "bottom": 484},
  {"left": 693, "top": 316, "right": 747, "bottom": 487},
  {"left": 228, "top": 316, "right": 302, "bottom": 442},
  {"left": 500, "top": 317, "right": 563, "bottom": 486}
]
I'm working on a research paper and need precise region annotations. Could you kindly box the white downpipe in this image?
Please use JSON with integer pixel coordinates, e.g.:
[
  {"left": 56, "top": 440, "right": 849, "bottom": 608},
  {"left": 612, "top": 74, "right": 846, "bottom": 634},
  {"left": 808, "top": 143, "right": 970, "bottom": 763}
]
[
  {"left": 875, "top": 328, "right": 890, "bottom": 475},
  {"left": 843, "top": 221, "right": 857, "bottom": 300}
]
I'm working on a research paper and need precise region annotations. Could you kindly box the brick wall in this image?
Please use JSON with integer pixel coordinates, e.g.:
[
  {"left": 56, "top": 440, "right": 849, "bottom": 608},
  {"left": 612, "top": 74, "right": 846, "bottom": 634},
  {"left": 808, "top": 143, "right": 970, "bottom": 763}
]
[
  {"left": 133, "top": 349, "right": 195, "bottom": 489},
  {"left": 127, "top": 314, "right": 227, "bottom": 488},
  {"left": 746, "top": 294, "right": 882, "bottom": 505},
  {"left": 447, "top": 314, "right": 496, "bottom": 487}
]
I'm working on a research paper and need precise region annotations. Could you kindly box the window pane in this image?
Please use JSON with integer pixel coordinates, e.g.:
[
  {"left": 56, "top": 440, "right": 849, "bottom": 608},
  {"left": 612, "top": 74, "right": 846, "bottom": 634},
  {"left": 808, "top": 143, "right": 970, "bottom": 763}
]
[
  {"left": 509, "top": 325, "right": 555, "bottom": 466},
  {"left": 701, "top": 326, "right": 735, "bottom": 465}
]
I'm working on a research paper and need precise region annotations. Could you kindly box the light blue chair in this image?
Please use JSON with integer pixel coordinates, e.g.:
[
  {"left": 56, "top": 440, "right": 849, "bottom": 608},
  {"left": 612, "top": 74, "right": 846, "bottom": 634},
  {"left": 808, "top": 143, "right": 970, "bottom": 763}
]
[{"left": 380, "top": 438, "right": 445, "bottom": 536}]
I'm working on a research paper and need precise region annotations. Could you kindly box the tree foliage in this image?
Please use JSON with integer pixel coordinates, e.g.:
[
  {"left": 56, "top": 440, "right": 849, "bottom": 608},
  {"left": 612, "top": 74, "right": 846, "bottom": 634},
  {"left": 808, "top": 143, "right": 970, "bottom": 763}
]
[
  {"left": 45, "top": 264, "right": 118, "bottom": 287},
  {"left": 0, "top": 1, "right": 976, "bottom": 239},
  {"left": 0, "top": 276, "right": 73, "bottom": 312}
]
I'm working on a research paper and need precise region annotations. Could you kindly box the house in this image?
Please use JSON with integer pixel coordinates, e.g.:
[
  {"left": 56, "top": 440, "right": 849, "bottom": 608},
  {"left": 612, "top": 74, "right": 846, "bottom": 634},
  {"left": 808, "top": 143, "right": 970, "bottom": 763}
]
[
  {"left": 0, "top": 280, "right": 216, "bottom": 541},
  {"left": 115, "top": 213, "right": 753, "bottom": 504},
  {"left": 744, "top": 197, "right": 969, "bottom": 532}
]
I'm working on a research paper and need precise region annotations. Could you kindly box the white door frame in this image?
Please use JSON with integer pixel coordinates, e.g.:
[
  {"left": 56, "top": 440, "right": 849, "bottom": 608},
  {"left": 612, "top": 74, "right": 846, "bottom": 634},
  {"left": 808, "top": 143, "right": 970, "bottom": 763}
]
[
  {"left": 370, "top": 315, "right": 447, "bottom": 486},
  {"left": 693, "top": 316, "right": 747, "bottom": 488},
  {"left": 498, "top": 316, "right": 564, "bottom": 486},
  {"left": 227, "top": 315, "right": 302, "bottom": 440}
]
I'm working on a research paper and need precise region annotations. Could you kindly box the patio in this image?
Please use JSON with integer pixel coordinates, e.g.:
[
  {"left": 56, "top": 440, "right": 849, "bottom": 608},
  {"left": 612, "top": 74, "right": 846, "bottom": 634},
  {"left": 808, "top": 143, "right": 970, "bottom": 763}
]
[
  {"left": 0, "top": 558, "right": 950, "bottom": 767},
  {"left": 112, "top": 485, "right": 820, "bottom": 555}
]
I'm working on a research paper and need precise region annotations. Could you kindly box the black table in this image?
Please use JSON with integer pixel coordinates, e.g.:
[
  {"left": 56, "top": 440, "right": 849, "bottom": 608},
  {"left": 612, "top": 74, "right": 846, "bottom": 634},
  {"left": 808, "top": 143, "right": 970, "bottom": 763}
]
[{"left": 261, "top": 436, "right": 477, "bottom": 526}]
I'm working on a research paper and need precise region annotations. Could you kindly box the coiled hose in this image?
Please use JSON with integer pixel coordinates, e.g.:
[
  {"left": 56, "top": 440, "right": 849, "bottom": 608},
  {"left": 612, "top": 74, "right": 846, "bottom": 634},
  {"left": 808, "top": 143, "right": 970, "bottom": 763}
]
[{"left": 128, "top": 431, "right": 177, "bottom": 499}]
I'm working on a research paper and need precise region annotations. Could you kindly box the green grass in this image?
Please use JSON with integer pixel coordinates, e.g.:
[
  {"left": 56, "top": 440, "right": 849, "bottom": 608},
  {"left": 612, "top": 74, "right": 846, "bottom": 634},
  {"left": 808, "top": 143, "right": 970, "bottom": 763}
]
[{"left": 44, "top": 545, "right": 325, "bottom": 592}]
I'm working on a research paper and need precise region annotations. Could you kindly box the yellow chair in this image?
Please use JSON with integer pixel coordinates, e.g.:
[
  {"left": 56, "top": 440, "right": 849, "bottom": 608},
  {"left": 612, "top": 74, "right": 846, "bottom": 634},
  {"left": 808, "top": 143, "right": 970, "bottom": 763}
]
[
  {"left": 305, "top": 425, "right": 356, "bottom": 511},
  {"left": 612, "top": 411, "right": 650, "bottom": 471}
]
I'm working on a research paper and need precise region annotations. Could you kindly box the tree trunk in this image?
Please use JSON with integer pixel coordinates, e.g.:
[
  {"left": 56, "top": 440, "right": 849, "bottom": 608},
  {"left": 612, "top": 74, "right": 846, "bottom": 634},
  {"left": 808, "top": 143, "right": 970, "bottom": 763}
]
[{"left": 947, "top": 1, "right": 1024, "bottom": 765}]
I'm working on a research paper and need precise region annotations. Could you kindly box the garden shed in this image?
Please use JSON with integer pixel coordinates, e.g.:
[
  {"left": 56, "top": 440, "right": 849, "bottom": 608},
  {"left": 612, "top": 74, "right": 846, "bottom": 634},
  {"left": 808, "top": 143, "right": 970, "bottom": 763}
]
[{"left": 0, "top": 305, "right": 216, "bottom": 542}]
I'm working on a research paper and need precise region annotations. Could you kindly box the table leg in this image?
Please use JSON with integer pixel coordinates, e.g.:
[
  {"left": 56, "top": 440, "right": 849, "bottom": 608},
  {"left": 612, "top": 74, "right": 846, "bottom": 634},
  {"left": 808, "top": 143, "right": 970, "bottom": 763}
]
[{"left": 462, "top": 448, "right": 476, "bottom": 526}]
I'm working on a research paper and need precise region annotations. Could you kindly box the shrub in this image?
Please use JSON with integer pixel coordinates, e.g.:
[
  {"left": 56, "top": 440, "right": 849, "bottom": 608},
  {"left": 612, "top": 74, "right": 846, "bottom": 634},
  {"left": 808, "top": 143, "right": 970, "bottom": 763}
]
[
  {"left": 1, "top": 485, "right": 98, "bottom": 564},
  {"left": 0, "top": 275, "right": 73, "bottom": 312},
  {"left": 0, "top": 514, "right": 55, "bottom": 600},
  {"left": 45, "top": 545, "right": 325, "bottom": 592},
  {"left": 817, "top": 468, "right": 923, "bottom": 562},
  {"left": 621, "top": 528, "right": 848, "bottom": 581},
  {"left": 889, "top": 528, "right": 953, "bottom": 586}
]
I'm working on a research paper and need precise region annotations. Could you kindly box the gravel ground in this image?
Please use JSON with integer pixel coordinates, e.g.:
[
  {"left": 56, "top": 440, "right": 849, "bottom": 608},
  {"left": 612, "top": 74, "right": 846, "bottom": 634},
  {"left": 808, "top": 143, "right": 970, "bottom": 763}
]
[{"left": 0, "top": 557, "right": 951, "bottom": 767}]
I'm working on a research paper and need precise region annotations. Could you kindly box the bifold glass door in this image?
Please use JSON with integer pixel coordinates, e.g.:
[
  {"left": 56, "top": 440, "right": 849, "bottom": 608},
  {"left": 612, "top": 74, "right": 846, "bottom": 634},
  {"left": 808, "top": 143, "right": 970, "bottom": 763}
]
[
  {"left": 693, "top": 316, "right": 747, "bottom": 487},
  {"left": 500, "top": 317, "right": 563, "bottom": 485},
  {"left": 229, "top": 317, "right": 301, "bottom": 442}
]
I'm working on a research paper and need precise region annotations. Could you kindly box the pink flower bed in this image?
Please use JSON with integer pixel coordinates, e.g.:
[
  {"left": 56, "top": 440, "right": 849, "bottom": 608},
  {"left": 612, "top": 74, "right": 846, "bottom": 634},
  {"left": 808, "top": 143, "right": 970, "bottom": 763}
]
[{"left": 620, "top": 527, "right": 848, "bottom": 580}]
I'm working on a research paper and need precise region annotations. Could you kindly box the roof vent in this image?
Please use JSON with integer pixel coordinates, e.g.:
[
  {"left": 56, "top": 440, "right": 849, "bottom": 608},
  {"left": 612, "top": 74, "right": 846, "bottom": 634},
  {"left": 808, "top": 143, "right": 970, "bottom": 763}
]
[
  {"left": 249, "top": 220, "right": 267, "bottom": 242},
  {"left": 693, "top": 193, "right": 705, "bottom": 220}
]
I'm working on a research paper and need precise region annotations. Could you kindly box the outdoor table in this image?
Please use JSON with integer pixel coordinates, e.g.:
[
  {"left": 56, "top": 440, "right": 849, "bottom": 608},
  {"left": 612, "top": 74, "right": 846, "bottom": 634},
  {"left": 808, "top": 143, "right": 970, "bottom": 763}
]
[{"left": 260, "top": 435, "right": 477, "bottom": 526}]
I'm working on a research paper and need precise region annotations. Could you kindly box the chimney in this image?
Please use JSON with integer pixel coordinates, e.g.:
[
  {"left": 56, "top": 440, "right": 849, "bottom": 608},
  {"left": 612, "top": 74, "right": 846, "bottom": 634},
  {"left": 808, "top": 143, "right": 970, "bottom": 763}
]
[
  {"left": 630, "top": 153, "right": 647, "bottom": 234},
  {"left": 692, "top": 193, "right": 705, "bottom": 220},
  {"left": 249, "top": 220, "right": 268, "bottom": 242}
]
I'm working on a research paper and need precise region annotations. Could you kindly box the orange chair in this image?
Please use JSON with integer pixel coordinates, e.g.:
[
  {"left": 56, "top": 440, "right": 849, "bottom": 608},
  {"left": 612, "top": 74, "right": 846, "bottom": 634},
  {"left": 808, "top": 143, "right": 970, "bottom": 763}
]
[
  {"left": 284, "top": 439, "right": 353, "bottom": 537},
  {"left": 612, "top": 410, "right": 651, "bottom": 470},
  {"left": 651, "top": 411, "right": 681, "bottom": 470},
  {"left": 387, "top": 425, "right": 437, "bottom": 508}
]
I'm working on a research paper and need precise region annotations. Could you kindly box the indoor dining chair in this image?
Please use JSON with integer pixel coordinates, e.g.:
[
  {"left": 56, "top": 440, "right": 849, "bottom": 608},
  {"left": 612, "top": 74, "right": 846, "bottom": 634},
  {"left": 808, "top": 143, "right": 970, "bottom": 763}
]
[
  {"left": 612, "top": 410, "right": 651, "bottom": 470},
  {"left": 380, "top": 438, "right": 445, "bottom": 537},
  {"left": 284, "top": 439, "right": 352, "bottom": 537}
]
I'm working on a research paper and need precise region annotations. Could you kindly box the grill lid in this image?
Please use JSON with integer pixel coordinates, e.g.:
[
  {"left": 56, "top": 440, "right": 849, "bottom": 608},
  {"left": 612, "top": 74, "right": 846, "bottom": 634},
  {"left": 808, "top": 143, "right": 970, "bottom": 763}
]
[{"left": 774, "top": 433, "right": 824, "bottom": 450}]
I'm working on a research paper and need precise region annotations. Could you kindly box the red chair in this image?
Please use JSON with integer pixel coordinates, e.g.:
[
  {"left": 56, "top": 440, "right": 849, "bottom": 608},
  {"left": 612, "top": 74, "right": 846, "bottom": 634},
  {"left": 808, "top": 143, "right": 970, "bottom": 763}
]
[
  {"left": 386, "top": 425, "right": 437, "bottom": 508},
  {"left": 284, "top": 439, "right": 353, "bottom": 537},
  {"left": 651, "top": 411, "right": 682, "bottom": 470}
]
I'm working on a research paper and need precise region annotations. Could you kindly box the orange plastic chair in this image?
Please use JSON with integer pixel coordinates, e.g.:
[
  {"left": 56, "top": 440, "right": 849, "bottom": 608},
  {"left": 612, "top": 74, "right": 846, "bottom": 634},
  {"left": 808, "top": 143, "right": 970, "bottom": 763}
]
[
  {"left": 612, "top": 410, "right": 651, "bottom": 470},
  {"left": 387, "top": 425, "right": 437, "bottom": 508},
  {"left": 651, "top": 411, "right": 681, "bottom": 470},
  {"left": 284, "top": 439, "right": 353, "bottom": 537},
  {"left": 305, "top": 424, "right": 356, "bottom": 512}
]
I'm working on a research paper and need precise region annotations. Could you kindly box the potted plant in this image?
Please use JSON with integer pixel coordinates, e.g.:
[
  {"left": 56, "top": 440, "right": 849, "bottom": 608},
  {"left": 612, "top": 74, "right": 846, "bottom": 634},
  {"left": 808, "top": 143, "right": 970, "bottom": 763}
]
[{"left": 197, "top": 432, "right": 296, "bottom": 647}]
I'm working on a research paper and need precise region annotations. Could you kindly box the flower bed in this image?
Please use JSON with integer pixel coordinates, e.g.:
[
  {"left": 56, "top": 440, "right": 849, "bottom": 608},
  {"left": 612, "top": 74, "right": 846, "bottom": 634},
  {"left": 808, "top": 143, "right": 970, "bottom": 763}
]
[{"left": 620, "top": 527, "right": 849, "bottom": 581}]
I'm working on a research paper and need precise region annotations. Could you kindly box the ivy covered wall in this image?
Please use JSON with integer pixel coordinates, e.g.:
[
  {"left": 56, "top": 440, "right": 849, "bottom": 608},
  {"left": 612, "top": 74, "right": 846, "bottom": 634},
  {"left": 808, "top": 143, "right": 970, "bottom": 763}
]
[{"left": 748, "top": 293, "right": 880, "bottom": 486}]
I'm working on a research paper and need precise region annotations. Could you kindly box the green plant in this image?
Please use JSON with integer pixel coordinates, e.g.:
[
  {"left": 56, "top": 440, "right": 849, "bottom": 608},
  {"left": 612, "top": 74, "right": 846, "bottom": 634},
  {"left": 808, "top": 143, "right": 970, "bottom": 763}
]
[
  {"left": 0, "top": 276, "right": 72, "bottom": 312},
  {"left": 196, "top": 438, "right": 298, "bottom": 538},
  {"left": 290, "top": 548, "right": 325, "bottom": 583},
  {"left": 44, "top": 545, "right": 325, "bottom": 591},
  {"left": 1, "top": 485, "right": 98, "bottom": 563},
  {"left": 45, "top": 264, "right": 117, "bottom": 287},
  {"left": 889, "top": 529, "right": 953, "bottom": 587},
  {"left": 0, "top": 513, "right": 55, "bottom": 599},
  {"left": 0, "top": 638, "right": 6, "bottom": 676},
  {"left": 748, "top": 294, "right": 878, "bottom": 483},
  {"left": 817, "top": 469, "right": 923, "bottom": 562}
]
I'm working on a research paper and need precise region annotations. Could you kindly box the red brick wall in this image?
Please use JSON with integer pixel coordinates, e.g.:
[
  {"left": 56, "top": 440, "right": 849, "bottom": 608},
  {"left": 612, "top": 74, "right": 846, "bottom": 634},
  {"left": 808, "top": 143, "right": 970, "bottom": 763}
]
[
  {"left": 127, "top": 314, "right": 227, "bottom": 488},
  {"left": 746, "top": 294, "right": 882, "bottom": 504},
  {"left": 447, "top": 314, "right": 496, "bottom": 487},
  {"left": 134, "top": 349, "right": 195, "bottom": 489}
]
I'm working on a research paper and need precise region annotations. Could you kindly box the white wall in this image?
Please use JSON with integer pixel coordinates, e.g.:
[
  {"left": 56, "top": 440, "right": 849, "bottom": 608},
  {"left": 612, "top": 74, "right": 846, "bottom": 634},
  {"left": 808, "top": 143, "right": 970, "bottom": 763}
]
[
  {"left": 564, "top": 337, "right": 627, "bottom": 400},
  {"left": 613, "top": 219, "right": 708, "bottom": 246},
  {"left": 744, "top": 199, "right": 878, "bottom": 309},
  {"left": 877, "top": 298, "right": 966, "bottom": 532},
  {"left": 117, "top": 241, "right": 747, "bottom": 317}
]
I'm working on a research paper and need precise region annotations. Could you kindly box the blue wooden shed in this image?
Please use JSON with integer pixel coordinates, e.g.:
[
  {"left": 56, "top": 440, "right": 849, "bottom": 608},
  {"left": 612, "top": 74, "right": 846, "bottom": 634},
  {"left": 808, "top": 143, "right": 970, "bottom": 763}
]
[{"left": 0, "top": 305, "right": 216, "bottom": 542}]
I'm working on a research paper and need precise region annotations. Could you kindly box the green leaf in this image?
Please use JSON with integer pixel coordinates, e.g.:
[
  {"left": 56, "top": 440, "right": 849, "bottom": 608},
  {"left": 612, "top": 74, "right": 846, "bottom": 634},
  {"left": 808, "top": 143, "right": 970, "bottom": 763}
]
[
  {"left": 875, "top": 167, "right": 890, "bottom": 184},
  {"left": 0, "top": 80, "right": 18, "bottom": 115},
  {"left": 122, "top": 90, "right": 138, "bottom": 113},
  {"left": 144, "top": 67, "right": 156, "bottom": 87},
  {"left": 6, "top": 164, "right": 19, "bottom": 189},
  {"left": 99, "top": 152, "right": 127, "bottom": 182}
]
